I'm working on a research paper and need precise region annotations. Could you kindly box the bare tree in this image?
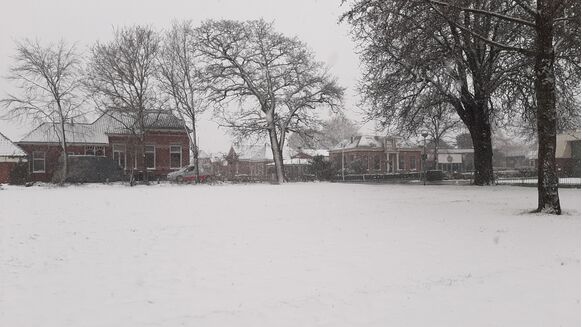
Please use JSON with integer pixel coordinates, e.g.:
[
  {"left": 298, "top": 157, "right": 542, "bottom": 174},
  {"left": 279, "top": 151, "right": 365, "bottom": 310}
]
[
  {"left": 158, "top": 20, "right": 208, "bottom": 183},
  {"left": 195, "top": 19, "right": 343, "bottom": 183},
  {"left": 276, "top": 60, "right": 344, "bottom": 155},
  {"left": 424, "top": 0, "right": 580, "bottom": 214},
  {"left": 420, "top": 100, "right": 461, "bottom": 168},
  {"left": 288, "top": 115, "right": 359, "bottom": 150},
  {"left": 1, "top": 39, "right": 85, "bottom": 185},
  {"left": 85, "top": 25, "right": 162, "bottom": 184}
]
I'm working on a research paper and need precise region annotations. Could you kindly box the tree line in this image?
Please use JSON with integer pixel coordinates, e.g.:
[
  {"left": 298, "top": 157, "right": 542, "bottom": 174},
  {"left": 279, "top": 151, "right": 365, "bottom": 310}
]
[
  {"left": 2, "top": 19, "right": 344, "bottom": 185},
  {"left": 341, "top": 0, "right": 580, "bottom": 214}
]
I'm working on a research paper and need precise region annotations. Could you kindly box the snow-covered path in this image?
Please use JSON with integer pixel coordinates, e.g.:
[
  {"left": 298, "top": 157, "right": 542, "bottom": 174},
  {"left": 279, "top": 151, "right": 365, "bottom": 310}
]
[{"left": 0, "top": 183, "right": 579, "bottom": 326}]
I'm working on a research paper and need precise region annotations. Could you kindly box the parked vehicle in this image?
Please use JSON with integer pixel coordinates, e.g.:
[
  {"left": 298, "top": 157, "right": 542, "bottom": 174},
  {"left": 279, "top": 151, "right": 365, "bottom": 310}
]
[{"left": 167, "top": 165, "right": 212, "bottom": 183}]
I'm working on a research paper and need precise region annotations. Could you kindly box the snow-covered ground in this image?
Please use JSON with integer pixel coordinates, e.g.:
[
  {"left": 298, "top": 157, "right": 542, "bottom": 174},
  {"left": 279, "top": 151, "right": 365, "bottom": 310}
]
[{"left": 0, "top": 183, "right": 579, "bottom": 326}]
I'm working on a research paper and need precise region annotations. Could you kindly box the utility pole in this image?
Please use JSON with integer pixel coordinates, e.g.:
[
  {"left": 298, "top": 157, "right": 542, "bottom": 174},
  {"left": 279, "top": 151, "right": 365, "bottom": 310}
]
[
  {"left": 421, "top": 131, "right": 428, "bottom": 185},
  {"left": 341, "top": 146, "right": 345, "bottom": 181}
]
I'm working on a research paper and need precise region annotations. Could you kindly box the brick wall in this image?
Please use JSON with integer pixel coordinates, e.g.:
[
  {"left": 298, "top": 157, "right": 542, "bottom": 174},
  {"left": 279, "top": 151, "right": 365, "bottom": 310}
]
[
  {"left": 18, "top": 131, "right": 190, "bottom": 182},
  {"left": 108, "top": 132, "right": 190, "bottom": 179},
  {"left": 0, "top": 162, "right": 16, "bottom": 183}
]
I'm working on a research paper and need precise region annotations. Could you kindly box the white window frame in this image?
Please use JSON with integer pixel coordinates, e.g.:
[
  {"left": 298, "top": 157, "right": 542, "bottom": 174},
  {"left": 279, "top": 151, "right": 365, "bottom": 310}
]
[
  {"left": 85, "top": 145, "right": 106, "bottom": 156},
  {"left": 134, "top": 150, "right": 138, "bottom": 170},
  {"left": 95, "top": 146, "right": 105, "bottom": 156},
  {"left": 113, "top": 144, "right": 126, "bottom": 169},
  {"left": 32, "top": 151, "right": 46, "bottom": 173},
  {"left": 145, "top": 145, "right": 156, "bottom": 170},
  {"left": 170, "top": 145, "right": 182, "bottom": 169},
  {"left": 84, "top": 146, "right": 95, "bottom": 156}
]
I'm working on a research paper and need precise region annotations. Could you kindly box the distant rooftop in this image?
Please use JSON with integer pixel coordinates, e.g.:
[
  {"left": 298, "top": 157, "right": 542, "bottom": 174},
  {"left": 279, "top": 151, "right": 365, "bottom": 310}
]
[
  {"left": 230, "top": 143, "right": 274, "bottom": 161},
  {"left": 19, "top": 111, "right": 185, "bottom": 144},
  {"left": 0, "top": 132, "right": 27, "bottom": 157}
]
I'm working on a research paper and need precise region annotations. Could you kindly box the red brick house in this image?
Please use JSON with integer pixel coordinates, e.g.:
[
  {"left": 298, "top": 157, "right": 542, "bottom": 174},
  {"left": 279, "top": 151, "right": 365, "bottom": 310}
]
[
  {"left": 17, "top": 111, "right": 190, "bottom": 182},
  {"left": 329, "top": 135, "right": 422, "bottom": 174},
  {"left": 0, "top": 132, "right": 28, "bottom": 183}
]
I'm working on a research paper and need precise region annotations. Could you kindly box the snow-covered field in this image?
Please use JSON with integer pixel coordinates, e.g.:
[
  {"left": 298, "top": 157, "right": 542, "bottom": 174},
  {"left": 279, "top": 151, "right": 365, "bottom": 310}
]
[{"left": 0, "top": 183, "right": 580, "bottom": 326}]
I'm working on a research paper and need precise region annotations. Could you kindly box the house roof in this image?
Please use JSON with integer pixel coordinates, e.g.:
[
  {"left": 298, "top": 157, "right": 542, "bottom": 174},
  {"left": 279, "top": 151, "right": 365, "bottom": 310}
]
[
  {"left": 231, "top": 143, "right": 274, "bottom": 161},
  {"left": 332, "top": 135, "right": 385, "bottom": 150},
  {"left": 19, "top": 110, "right": 186, "bottom": 144},
  {"left": 97, "top": 111, "right": 185, "bottom": 134},
  {"left": 294, "top": 148, "right": 329, "bottom": 157},
  {"left": 0, "top": 132, "right": 27, "bottom": 157},
  {"left": 20, "top": 122, "right": 108, "bottom": 144}
]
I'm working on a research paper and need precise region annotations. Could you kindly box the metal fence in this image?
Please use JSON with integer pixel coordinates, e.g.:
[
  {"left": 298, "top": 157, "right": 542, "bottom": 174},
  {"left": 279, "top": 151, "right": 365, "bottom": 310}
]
[
  {"left": 334, "top": 172, "right": 422, "bottom": 183},
  {"left": 495, "top": 177, "right": 581, "bottom": 188},
  {"left": 332, "top": 170, "right": 581, "bottom": 188}
]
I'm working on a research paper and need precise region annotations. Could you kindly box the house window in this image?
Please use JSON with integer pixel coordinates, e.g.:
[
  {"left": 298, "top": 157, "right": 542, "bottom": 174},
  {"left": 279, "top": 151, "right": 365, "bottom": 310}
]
[
  {"left": 84, "top": 146, "right": 105, "bottom": 156},
  {"left": 134, "top": 150, "right": 138, "bottom": 169},
  {"left": 170, "top": 145, "right": 182, "bottom": 169},
  {"left": 399, "top": 156, "right": 405, "bottom": 170},
  {"left": 32, "top": 151, "right": 45, "bottom": 173},
  {"left": 113, "top": 144, "right": 126, "bottom": 169},
  {"left": 145, "top": 145, "right": 156, "bottom": 169},
  {"left": 374, "top": 155, "right": 381, "bottom": 170},
  {"left": 410, "top": 156, "right": 417, "bottom": 170}
]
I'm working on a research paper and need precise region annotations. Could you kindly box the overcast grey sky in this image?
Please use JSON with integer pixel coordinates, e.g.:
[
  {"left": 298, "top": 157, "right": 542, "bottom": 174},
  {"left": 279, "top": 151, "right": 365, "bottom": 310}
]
[{"left": 0, "top": 0, "right": 367, "bottom": 153}]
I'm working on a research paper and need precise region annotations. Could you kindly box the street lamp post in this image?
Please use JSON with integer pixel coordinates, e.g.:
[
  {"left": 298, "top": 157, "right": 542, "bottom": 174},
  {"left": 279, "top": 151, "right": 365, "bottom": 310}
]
[{"left": 421, "top": 131, "right": 428, "bottom": 185}]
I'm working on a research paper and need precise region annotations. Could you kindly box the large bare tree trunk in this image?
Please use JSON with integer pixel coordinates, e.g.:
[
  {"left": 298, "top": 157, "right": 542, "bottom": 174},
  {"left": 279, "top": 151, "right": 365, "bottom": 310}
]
[
  {"left": 433, "top": 139, "right": 439, "bottom": 170},
  {"left": 192, "top": 120, "right": 200, "bottom": 184},
  {"left": 266, "top": 111, "right": 285, "bottom": 184},
  {"left": 59, "top": 120, "right": 68, "bottom": 185},
  {"left": 468, "top": 118, "right": 494, "bottom": 185},
  {"left": 533, "top": 0, "right": 561, "bottom": 214},
  {"left": 455, "top": 96, "right": 495, "bottom": 185}
]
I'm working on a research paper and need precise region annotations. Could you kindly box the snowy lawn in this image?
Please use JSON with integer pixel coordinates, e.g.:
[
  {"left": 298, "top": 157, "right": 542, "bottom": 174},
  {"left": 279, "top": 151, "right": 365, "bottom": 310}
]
[{"left": 0, "top": 183, "right": 580, "bottom": 326}]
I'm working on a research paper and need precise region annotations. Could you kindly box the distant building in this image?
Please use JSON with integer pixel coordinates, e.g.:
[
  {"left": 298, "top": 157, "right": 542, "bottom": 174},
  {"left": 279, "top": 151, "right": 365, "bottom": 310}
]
[
  {"left": 291, "top": 148, "right": 329, "bottom": 160},
  {"left": 223, "top": 143, "right": 273, "bottom": 180},
  {"left": 0, "top": 132, "right": 28, "bottom": 183},
  {"left": 17, "top": 111, "right": 190, "bottom": 182},
  {"left": 267, "top": 158, "right": 312, "bottom": 181},
  {"left": 432, "top": 148, "right": 474, "bottom": 173},
  {"left": 329, "top": 135, "right": 422, "bottom": 174},
  {"left": 531, "top": 130, "right": 580, "bottom": 176}
]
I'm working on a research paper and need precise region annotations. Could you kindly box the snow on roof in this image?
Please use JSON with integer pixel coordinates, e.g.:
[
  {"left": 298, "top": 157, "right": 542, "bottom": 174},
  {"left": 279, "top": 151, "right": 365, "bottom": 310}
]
[
  {"left": 296, "top": 149, "right": 329, "bottom": 157},
  {"left": 332, "top": 135, "right": 385, "bottom": 150},
  {"left": 93, "top": 111, "right": 185, "bottom": 134},
  {"left": 0, "top": 132, "right": 27, "bottom": 157},
  {"left": 20, "top": 122, "right": 108, "bottom": 144},
  {"left": 19, "top": 111, "right": 185, "bottom": 144},
  {"left": 232, "top": 143, "right": 274, "bottom": 161},
  {"left": 331, "top": 135, "right": 416, "bottom": 151}
]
